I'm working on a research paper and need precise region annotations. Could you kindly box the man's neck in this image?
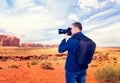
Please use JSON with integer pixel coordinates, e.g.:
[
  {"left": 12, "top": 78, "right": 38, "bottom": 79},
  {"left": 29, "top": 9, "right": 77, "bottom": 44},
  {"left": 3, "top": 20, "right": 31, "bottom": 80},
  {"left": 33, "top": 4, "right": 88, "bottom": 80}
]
[
  {"left": 75, "top": 31, "right": 81, "bottom": 34},
  {"left": 72, "top": 31, "right": 81, "bottom": 36}
]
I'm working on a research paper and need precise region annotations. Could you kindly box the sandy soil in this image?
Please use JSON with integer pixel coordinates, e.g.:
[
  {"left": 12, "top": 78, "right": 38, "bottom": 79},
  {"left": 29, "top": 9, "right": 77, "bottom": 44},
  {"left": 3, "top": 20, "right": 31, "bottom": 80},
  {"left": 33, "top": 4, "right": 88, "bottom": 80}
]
[
  {"left": 0, "top": 60, "right": 99, "bottom": 83},
  {"left": 0, "top": 47, "right": 119, "bottom": 83}
]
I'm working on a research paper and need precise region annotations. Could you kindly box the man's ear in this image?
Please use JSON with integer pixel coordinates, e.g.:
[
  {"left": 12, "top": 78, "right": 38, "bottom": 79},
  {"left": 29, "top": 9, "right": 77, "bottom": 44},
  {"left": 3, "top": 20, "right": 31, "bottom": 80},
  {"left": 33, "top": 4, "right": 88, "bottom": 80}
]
[
  {"left": 75, "top": 28, "right": 78, "bottom": 32},
  {"left": 77, "top": 27, "right": 80, "bottom": 32}
]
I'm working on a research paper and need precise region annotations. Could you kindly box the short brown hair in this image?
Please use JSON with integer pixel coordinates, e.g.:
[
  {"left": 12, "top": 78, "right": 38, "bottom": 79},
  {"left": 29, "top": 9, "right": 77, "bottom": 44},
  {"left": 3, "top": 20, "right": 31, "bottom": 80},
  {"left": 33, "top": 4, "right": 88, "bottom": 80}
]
[{"left": 72, "top": 22, "right": 82, "bottom": 31}]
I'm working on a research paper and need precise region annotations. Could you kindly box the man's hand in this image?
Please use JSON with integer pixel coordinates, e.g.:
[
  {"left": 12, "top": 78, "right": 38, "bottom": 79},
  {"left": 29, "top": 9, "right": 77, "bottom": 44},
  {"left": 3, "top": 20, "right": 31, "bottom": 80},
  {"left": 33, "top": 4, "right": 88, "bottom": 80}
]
[{"left": 63, "top": 33, "right": 67, "bottom": 39}]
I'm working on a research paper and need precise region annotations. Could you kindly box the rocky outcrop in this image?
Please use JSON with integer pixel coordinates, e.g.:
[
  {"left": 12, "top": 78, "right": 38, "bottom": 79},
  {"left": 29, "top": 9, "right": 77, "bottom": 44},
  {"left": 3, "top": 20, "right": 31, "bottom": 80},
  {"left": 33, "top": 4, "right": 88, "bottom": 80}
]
[
  {"left": 93, "top": 51, "right": 109, "bottom": 61},
  {"left": 21, "top": 42, "right": 43, "bottom": 47},
  {"left": 44, "top": 44, "right": 59, "bottom": 47},
  {"left": 21, "top": 43, "right": 59, "bottom": 47},
  {"left": 0, "top": 35, "right": 20, "bottom": 46},
  {"left": 0, "top": 53, "right": 67, "bottom": 61}
]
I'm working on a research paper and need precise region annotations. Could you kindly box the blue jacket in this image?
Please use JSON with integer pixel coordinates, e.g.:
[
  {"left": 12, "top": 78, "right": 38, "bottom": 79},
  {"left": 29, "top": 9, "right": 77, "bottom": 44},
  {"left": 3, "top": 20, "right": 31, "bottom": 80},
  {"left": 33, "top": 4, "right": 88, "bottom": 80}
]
[{"left": 58, "top": 32, "right": 88, "bottom": 72}]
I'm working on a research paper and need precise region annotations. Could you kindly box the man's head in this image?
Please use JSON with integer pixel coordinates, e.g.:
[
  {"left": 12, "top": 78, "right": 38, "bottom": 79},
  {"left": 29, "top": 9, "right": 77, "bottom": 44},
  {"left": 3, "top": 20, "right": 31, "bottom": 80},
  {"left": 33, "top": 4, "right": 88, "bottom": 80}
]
[{"left": 71, "top": 22, "right": 82, "bottom": 36}]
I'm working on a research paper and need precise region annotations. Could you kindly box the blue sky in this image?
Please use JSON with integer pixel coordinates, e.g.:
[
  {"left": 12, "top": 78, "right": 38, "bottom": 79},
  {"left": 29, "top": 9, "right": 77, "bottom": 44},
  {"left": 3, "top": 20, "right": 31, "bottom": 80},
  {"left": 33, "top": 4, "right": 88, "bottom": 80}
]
[{"left": 0, "top": 0, "right": 120, "bottom": 47}]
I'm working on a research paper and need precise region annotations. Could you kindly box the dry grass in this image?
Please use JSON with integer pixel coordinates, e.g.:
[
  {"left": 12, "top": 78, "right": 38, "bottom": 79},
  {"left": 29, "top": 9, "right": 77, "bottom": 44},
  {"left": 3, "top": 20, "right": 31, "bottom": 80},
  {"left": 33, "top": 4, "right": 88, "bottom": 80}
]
[
  {"left": 40, "top": 60, "right": 54, "bottom": 70},
  {"left": 0, "top": 46, "right": 58, "bottom": 56},
  {"left": 94, "top": 65, "right": 120, "bottom": 83},
  {"left": 31, "top": 61, "right": 38, "bottom": 65},
  {"left": 8, "top": 64, "right": 20, "bottom": 69},
  {"left": 89, "top": 61, "right": 99, "bottom": 67}
]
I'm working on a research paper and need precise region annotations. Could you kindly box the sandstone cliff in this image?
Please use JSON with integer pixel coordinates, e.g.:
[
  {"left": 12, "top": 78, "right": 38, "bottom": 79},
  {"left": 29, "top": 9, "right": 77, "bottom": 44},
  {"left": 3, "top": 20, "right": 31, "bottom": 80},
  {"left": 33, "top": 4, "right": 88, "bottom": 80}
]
[
  {"left": 0, "top": 35, "right": 20, "bottom": 46},
  {"left": 21, "top": 42, "right": 43, "bottom": 47}
]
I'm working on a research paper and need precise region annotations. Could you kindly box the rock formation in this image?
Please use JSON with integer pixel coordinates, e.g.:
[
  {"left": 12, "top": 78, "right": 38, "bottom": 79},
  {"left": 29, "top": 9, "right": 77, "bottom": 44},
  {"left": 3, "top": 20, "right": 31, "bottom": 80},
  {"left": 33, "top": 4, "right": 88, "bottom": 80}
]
[
  {"left": 0, "top": 35, "right": 20, "bottom": 46},
  {"left": 21, "top": 42, "right": 43, "bottom": 47},
  {"left": 21, "top": 42, "right": 59, "bottom": 47}
]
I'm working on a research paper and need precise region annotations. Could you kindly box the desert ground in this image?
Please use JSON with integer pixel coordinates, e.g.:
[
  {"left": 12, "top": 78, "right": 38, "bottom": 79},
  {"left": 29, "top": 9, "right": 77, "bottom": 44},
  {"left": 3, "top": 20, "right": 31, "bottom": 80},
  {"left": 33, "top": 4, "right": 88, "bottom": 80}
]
[{"left": 0, "top": 47, "right": 120, "bottom": 83}]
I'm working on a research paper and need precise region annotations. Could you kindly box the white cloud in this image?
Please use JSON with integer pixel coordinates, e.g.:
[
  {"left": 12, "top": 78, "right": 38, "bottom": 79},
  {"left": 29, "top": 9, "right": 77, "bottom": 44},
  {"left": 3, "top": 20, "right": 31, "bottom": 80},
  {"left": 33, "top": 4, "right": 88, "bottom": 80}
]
[
  {"left": 0, "top": 0, "right": 120, "bottom": 47},
  {"left": 0, "top": 0, "right": 70, "bottom": 34},
  {"left": 78, "top": 0, "right": 100, "bottom": 12},
  {"left": 86, "top": 22, "right": 120, "bottom": 47},
  {"left": 0, "top": 28, "right": 6, "bottom": 33},
  {"left": 28, "top": 6, "right": 47, "bottom": 12},
  {"left": 0, "top": 12, "right": 64, "bottom": 36},
  {"left": 89, "top": 9, "right": 115, "bottom": 20},
  {"left": 0, "top": 0, "right": 70, "bottom": 44},
  {"left": 14, "top": 0, "right": 33, "bottom": 8},
  {"left": 111, "top": 0, "right": 120, "bottom": 4},
  {"left": 82, "top": 23, "right": 99, "bottom": 31},
  {"left": 68, "top": 14, "right": 79, "bottom": 21}
]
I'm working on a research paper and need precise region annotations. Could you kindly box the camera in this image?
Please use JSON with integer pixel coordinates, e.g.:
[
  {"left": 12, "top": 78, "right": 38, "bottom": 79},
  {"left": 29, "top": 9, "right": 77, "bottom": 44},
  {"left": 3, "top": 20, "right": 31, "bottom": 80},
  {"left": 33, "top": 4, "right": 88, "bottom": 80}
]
[{"left": 58, "top": 27, "right": 72, "bottom": 36}]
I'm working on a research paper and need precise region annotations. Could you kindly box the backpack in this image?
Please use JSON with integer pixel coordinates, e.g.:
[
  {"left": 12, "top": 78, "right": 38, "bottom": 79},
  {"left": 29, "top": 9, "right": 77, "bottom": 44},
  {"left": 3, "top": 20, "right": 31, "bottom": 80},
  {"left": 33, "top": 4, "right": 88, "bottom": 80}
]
[{"left": 73, "top": 35, "right": 96, "bottom": 68}]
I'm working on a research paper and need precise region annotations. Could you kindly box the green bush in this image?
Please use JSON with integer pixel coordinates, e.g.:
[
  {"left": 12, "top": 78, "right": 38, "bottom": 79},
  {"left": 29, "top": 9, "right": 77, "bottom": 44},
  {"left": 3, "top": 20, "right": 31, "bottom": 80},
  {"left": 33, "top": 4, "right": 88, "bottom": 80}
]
[
  {"left": 94, "top": 65, "right": 120, "bottom": 83},
  {"left": 40, "top": 61, "right": 54, "bottom": 70},
  {"left": 31, "top": 61, "right": 38, "bottom": 65},
  {"left": 8, "top": 64, "right": 20, "bottom": 69},
  {"left": 105, "top": 52, "right": 110, "bottom": 56}
]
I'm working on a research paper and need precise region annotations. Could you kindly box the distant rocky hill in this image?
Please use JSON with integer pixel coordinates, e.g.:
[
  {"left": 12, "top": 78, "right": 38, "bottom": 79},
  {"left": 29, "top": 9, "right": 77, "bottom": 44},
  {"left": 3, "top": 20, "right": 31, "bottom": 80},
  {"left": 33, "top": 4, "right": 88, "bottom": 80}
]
[
  {"left": 21, "top": 42, "right": 43, "bottom": 47},
  {"left": 0, "top": 34, "right": 58, "bottom": 47},
  {"left": 21, "top": 42, "right": 59, "bottom": 47},
  {"left": 0, "top": 35, "right": 20, "bottom": 46}
]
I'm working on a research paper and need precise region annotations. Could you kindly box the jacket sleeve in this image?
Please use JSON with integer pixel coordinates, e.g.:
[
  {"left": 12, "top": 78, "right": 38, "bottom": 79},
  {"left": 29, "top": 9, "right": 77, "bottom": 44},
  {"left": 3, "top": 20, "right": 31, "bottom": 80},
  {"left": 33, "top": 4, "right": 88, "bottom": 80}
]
[{"left": 58, "top": 38, "right": 72, "bottom": 53}]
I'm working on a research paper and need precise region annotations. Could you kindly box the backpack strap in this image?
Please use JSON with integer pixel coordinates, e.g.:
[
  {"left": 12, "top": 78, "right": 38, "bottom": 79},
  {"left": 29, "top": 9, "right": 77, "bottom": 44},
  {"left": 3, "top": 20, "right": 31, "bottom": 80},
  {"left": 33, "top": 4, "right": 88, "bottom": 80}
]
[
  {"left": 73, "top": 35, "right": 92, "bottom": 41},
  {"left": 73, "top": 35, "right": 82, "bottom": 40},
  {"left": 72, "top": 34, "right": 81, "bottom": 39},
  {"left": 73, "top": 35, "right": 87, "bottom": 41}
]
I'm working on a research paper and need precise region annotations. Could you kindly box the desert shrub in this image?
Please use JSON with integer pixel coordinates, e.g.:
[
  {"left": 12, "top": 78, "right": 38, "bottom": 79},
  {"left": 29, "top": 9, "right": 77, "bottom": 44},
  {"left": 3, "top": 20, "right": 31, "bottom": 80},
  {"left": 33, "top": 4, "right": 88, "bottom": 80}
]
[
  {"left": 89, "top": 61, "right": 99, "bottom": 67},
  {"left": 40, "top": 61, "right": 54, "bottom": 70},
  {"left": 31, "top": 61, "right": 38, "bottom": 65},
  {"left": 8, "top": 64, "right": 20, "bottom": 69},
  {"left": 27, "top": 62, "right": 31, "bottom": 67},
  {"left": 105, "top": 52, "right": 110, "bottom": 56},
  {"left": 112, "top": 57, "right": 117, "bottom": 61},
  {"left": 93, "top": 55, "right": 97, "bottom": 59},
  {"left": 94, "top": 65, "right": 120, "bottom": 83},
  {"left": 0, "top": 66, "right": 3, "bottom": 70},
  {"left": 117, "top": 67, "right": 120, "bottom": 81},
  {"left": 105, "top": 53, "right": 110, "bottom": 59}
]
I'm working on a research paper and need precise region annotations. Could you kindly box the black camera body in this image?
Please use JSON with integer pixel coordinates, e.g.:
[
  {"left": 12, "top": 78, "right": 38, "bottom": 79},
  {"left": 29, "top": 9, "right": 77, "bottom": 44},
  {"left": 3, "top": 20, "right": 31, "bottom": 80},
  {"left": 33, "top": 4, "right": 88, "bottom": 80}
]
[{"left": 58, "top": 27, "right": 72, "bottom": 36}]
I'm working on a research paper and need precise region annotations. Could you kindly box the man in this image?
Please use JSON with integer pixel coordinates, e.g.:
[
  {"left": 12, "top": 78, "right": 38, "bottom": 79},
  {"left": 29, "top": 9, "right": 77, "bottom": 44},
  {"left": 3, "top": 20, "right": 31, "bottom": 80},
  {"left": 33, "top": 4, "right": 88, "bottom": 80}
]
[{"left": 58, "top": 22, "right": 87, "bottom": 83}]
